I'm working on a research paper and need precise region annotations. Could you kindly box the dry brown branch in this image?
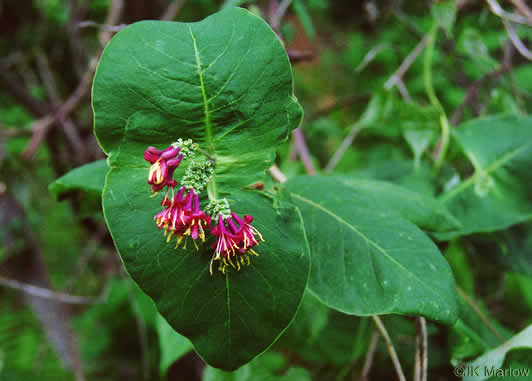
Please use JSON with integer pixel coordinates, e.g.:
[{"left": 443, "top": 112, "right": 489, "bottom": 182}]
[
  {"left": 0, "top": 275, "right": 107, "bottom": 304},
  {"left": 325, "top": 123, "right": 361, "bottom": 173},
  {"left": 503, "top": 19, "right": 532, "bottom": 60},
  {"left": 99, "top": 0, "right": 124, "bottom": 46},
  {"left": 457, "top": 287, "right": 506, "bottom": 342},
  {"left": 23, "top": 58, "right": 98, "bottom": 159},
  {"left": 292, "top": 127, "right": 316, "bottom": 175},
  {"left": 372, "top": 316, "right": 407, "bottom": 381},
  {"left": 414, "top": 317, "right": 428, "bottom": 381},
  {"left": 385, "top": 33, "right": 430, "bottom": 90},
  {"left": 485, "top": 0, "right": 532, "bottom": 25},
  {"left": 359, "top": 330, "right": 380, "bottom": 381},
  {"left": 161, "top": 0, "right": 186, "bottom": 21},
  {"left": 450, "top": 65, "right": 509, "bottom": 125},
  {"left": 268, "top": 165, "right": 288, "bottom": 183}
]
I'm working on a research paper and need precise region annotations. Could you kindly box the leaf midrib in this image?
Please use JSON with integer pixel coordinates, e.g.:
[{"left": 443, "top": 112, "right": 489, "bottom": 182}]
[
  {"left": 290, "top": 192, "right": 438, "bottom": 297},
  {"left": 188, "top": 26, "right": 213, "bottom": 153}
]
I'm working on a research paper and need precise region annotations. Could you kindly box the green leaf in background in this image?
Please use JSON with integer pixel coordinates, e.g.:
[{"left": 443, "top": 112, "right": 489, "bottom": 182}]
[
  {"left": 203, "top": 351, "right": 311, "bottom": 381},
  {"left": 329, "top": 176, "right": 460, "bottom": 233},
  {"left": 92, "top": 8, "right": 308, "bottom": 370},
  {"left": 221, "top": 0, "right": 251, "bottom": 9},
  {"left": 293, "top": 0, "right": 316, "bottom": 40},
  {"left": 278, "top": 292, "right": 371, "bottom": 366},
  {"left": 449, "top": 291, "right": 511, "bottom": 364},
  {"left": 285, "top": 175, "right": 458, "bottom": 324},
  {"left": 431, "top": 0, "right": 456, "bottom": 35},
  {"left": 464, "top": 325, "right": 532, "bottom": 381},
  {"left": 93, "top": 7, "right": 302, "bottom": 192},
  {"left": 486, "top": 348, "right": 532, "bottom": 381},
  {"left": 156, "top": 314, "right": 192, "bottom": 375},
  {"left": 48, "top": 160, "right": 108, "bottom": 197},
  {"left": 437, "top": 115, "right": 532, "bottom": 240}
]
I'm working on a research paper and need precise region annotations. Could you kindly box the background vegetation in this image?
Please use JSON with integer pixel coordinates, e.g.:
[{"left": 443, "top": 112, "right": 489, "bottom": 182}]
[{"left": 1, "top": 0, "right": 531, "bottom": 380}]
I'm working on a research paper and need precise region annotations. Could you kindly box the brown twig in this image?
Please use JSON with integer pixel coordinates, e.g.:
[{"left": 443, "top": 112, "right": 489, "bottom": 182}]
[
  {"left": 99, "top": 0, "right": 124, "bottom": 46},
  {"left": 414, "top": 317, "right": 428, "bottom": 381},
  {"left": 485, "top": 0, "right": 532, "bottom": 26},
  {"left": 509, "top": 0, "right": 532, "bottom": 22},
  {"left": 286, "top": 49, "right": 314, "bottom": 63},
  {"left": 502, "top": 19, "right": 532, "bottom": 60},
  {"left": 160, "top": 0, "right": 186, "bottom": 21},
  {"left": 359, "top": 330, "right": 380, "bottom": 381},
  {"left": 308, "top": 93, "right": 369, "bottom": 122},
  {"left": 450, "top": 65, "right": 510, "bottom": 125},
  {"left": 384, "top": 33, "right": 430, "bottom": 90},
  {"left": 270, "top": 0, "right": 293, "bottom": 32},
  {"left": 456, "top": 287, "right": 506, "bottom": 343},
  {"left": 35, "top": 51, "right": 86, "bottom": 160},
  {"left": 268, "top": 165, "right": 288, "bottom": 183},
  {"left": 325, "top": 123, "right": 361, "bottom": 173},
  {"left": 372, "top": 316, "right": 407, "bottom": 381},
  {"left": 0, "top": 68, "right": 49, "bottom": 117},
  {"left": 0, "top": 275, "right": 107, "bottom": 304},
  {"left": 292, "top": 127, "right": 316, "bottom": 175},
  {"left": 23, "top": 57, "right": 98, "bottom": 159}
]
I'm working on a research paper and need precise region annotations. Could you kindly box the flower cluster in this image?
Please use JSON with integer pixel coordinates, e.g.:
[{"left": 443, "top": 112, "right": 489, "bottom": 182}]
[
  {"left": 144, "top": 140, "right": 263, "bottom": 275},
  {"left": 210, "top": 211, "right": 263, "bottom": 274}
]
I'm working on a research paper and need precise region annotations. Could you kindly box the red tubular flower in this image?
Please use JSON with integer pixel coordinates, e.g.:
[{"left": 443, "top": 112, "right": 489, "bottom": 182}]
[
  {"left": 144, "top": 146, "right": 183, "bottom": 193},
  {"left": 229, "top": 212, "right": 264, "bottom": 254},
  {"left": 153, "top": 186, "right": 211, "bottom": 249},
  {"left": 210, "top": 212, "right": 263, "bottom": 274}
]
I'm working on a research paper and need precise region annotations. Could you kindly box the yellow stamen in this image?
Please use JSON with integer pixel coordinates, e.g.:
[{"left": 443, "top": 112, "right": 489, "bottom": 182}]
[{"left": 166, "top": 231, "right": 174, "bottom": 242}]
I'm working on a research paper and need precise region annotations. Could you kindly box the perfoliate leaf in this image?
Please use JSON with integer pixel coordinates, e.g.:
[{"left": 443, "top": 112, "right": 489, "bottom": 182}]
[
  {"left": 92, "top": 8, "right": 308, "bottom": 370},
  {"left": 285, "top": 175, "right": 458, "bottom": 324}
]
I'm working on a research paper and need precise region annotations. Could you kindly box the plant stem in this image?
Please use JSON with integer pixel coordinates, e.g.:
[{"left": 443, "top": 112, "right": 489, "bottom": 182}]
[
  {"left": 207, "top": 178, "right": 217, "bottom": 202},
  {"left": 424, "top": 23, "right": 450, "bottom": 169},
  {"left": 372, "top": 316, "right": 407, "bottom": 381}
]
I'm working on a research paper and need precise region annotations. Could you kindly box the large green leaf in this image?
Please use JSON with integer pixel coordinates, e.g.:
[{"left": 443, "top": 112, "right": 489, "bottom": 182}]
[
  {"left": 437, "top": 115, "right": 532, "bottom": 240},
  {"left": 93, "top": 7, "right": 302, "bottom": 192},
  {"left": 332, "top": 176, "right": 460, "bottom": 233},
  {"left": 285, "top": 175, "right": 458, "bottom": 324},
  {"left": 103, "top": 175, "right": 309, "bottom": 370},
  {"left": 92, "top": 8, "right": 308, "bottom": 370}
]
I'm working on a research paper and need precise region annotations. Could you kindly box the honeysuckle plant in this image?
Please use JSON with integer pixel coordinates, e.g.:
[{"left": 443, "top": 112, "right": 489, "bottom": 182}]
[{"left": 88, "top": 5, "right": 466, "bottom": 373}]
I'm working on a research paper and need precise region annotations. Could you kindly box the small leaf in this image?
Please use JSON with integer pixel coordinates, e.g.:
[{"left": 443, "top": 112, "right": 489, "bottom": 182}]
[
  {"left": 156, "top": 314, "right": 192, "bottom": 375},
  {"left": 292, "top": 0, "right": 316, "bottom": 40},
  {"left": 285, "top": 175, "right": 458, "bottom": 324},
  {"left": 203, "top": 351, "right": 311, "bottom": 381},
  {"left": 437, "top": 115, "right": 532, "bottom": 240},
  {"left": 49, "top": 160, "right": 108, "bottom": 197},
  {"left": 464, "top": 325, "right": 532, "bottom": 381},
  {"left": 431, "top": 1, "right": 456, "bottom": 35}
]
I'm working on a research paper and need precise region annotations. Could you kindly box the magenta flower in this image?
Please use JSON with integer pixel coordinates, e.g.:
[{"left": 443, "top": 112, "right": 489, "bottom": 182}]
[
  {"left": 144, "top": 146, "right": 183, "bottom": 193},
  {"left": 154, "top": 186, "right": 211, "bottom": 248},
  {"left": 210, "top": 212, "right": 263, "bottom": 274}
]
